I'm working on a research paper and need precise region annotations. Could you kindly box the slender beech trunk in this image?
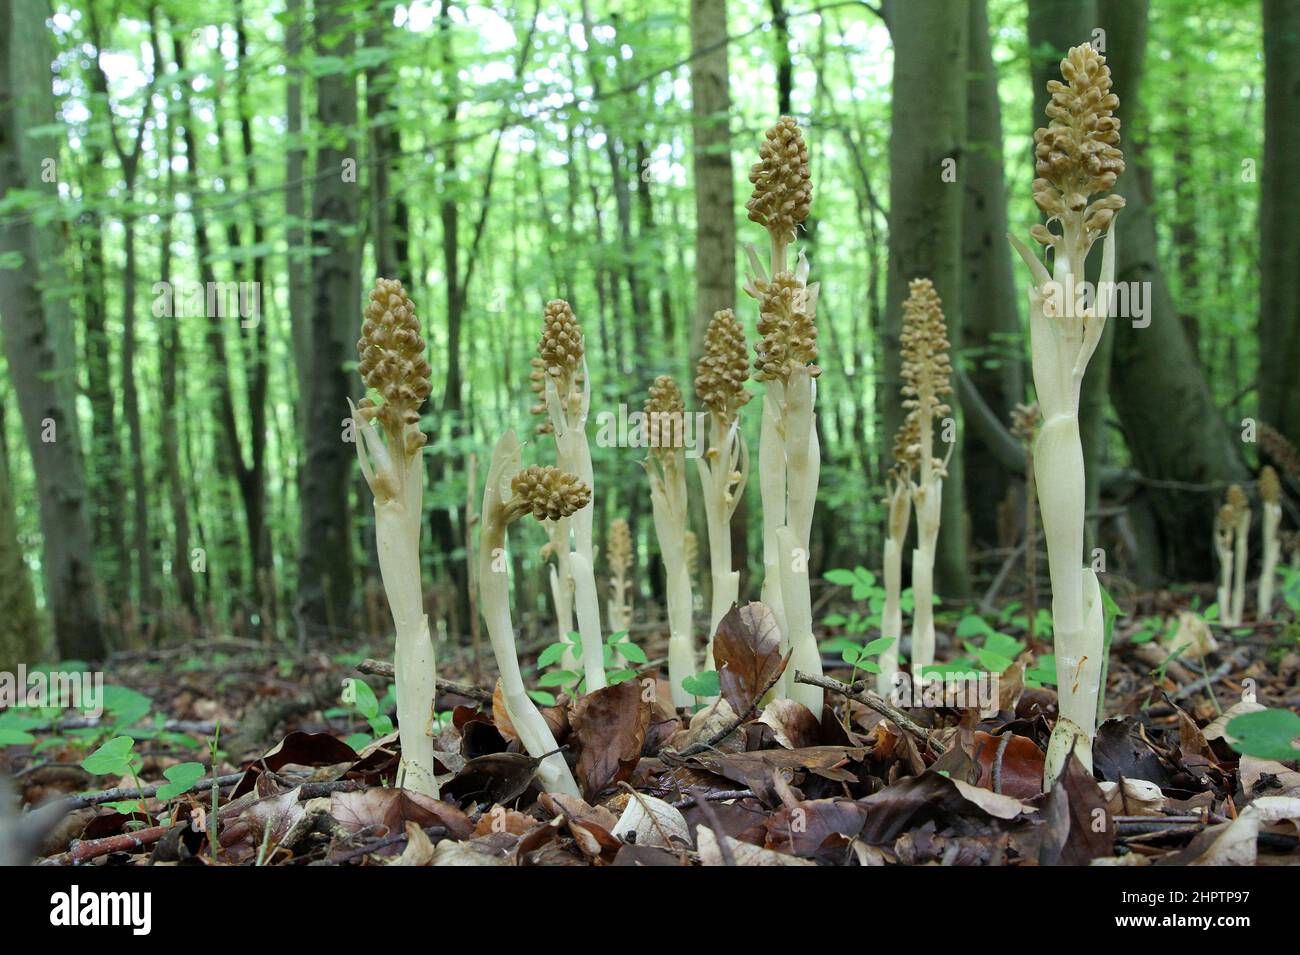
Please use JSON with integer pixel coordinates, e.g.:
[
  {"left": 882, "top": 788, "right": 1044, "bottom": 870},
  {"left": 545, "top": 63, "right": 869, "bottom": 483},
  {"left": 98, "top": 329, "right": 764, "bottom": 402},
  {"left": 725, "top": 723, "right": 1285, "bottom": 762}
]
[
  {"left": 1259, "top": 0, "right": 1300, "bottom": 446},
  {"left": 0, "top": 0, "right": 105, "bottom": 659},
  {"left": 0, "top": 404, "right": 43, "bottom": 670},
  {"left": 689, "top": 0, "right": 744, "bottom": 591},
  {"left": 883, "top": 0, "right": 971, "bottom": 598},
  {"left": 961, "top": 0, "right": 1023, "bottom": 546},
  {"left": 297, "top": 0, "right": 359, "bottom": 633}
]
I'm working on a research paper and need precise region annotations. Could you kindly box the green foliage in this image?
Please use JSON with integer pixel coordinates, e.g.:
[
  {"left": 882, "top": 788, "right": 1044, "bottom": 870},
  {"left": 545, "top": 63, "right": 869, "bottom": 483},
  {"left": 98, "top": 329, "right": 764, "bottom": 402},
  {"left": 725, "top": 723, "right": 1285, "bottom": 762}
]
[
  {"left": 337, "top": 678, "right": 395, "bottom": 750},
  {"left": 529, "top": 631, "right": 647, "bottom": 705},
  {"left": 154, "top": 761, "right": 206, "bottom": 800},
  {"left": 1225, "top": 709, "right": 1300, "bottom": 762},
  {"left": 681, "top": 670, "right": 720, "bottom": 698},
  {"left": 81, "top": 735, "right": 139, "bottom": 776}
]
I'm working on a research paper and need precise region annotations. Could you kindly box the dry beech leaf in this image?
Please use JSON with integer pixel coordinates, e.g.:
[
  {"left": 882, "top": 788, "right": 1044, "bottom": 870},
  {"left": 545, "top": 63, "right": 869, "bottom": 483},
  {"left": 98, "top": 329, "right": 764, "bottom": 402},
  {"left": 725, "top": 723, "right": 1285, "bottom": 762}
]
[
  {"left": 329, "top": 787, "right": 472, "bottom": 841},
  {"left": 971, "top": 731, "right": 1044, "bottom": 799},
  {"left": 571, "top": 680, "right": 651, "bottom": 800},
  {"left": 614, "top": 793, "right": 691, "bottom": 849},
  {"left": 950, "top": 779, "right": 1035, "bottom": 820},
  {"left": 713, "top": 602, "right": 786, "bottom": 716},
  {"left": 697, "top": 825, "right": 815, "bottom": 866},
  {"left": 758, "top": 699, "right": 821, "bottom": 749},
  {"left": 390, "top": 821, "right": 437, "bottom": 866},
  {"left": 763, "top": 798, "right": 869, "bottom": 856}
]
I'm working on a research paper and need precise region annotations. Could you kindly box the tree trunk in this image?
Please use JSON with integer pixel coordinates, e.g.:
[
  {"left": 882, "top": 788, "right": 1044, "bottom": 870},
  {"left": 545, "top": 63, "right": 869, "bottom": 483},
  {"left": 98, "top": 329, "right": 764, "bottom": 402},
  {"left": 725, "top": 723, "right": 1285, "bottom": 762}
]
[
  {"left": 690, "top": 0, "right": 747, "bottom": 588},
  {"left": 883, "top": 0, "right": 971, "bottom": 598},
  {"left": 80, "top": 50, "right": 127, "bottom": 613},
  {"left": 297, "top": 0, "right": 359, "bottom": 634},
  {"left": 961, "top": 0, "right": 1024, "bottom": 547},
  {"left": 152, "top": 69, "right": 198, "bottom": 626},
  {"left": 1259, "top": 0, "right": 1300, "bottom": 446},
  {"left": 0, "top": 404, "right": 43, "bottom": 671},
  {"left": 0, "top": 0, "right": 105, "bottom": 660},
  {"left": 1099, "top": 0, "right": 1247, "bottom": 581}
]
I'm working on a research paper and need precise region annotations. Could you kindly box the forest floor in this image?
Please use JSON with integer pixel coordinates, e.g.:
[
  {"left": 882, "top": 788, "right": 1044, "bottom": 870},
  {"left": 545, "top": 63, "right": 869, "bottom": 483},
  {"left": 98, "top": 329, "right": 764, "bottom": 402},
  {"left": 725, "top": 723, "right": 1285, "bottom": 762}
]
[{"left": 3, "top": 586, "right": 1299, "bottom": 867}]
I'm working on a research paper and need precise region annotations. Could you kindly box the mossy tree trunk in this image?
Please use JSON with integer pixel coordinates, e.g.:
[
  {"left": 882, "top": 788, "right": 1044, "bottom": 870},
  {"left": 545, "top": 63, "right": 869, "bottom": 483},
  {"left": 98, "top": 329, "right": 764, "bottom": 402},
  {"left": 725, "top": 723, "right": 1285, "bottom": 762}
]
[
  {"left": 297, "top": 0, "right": 360, "bottom": 634},
  {"left": 690, "top": 0, "right": 745, "bottom": 593},
  {"left": 961, "top": 0, "right": 1024, "bottom": 547},
  {"left": 1259, "top": 0, "right": 1300, "bottom": 448},
  {"left": 883, "top": 0, "right": 972, "bottom": 599},
  {"left": 0, "top": 404, "right": 43, "bottom": 672},
  {"left": 0, "top": 0, "right": 105, "bottom": 661}
]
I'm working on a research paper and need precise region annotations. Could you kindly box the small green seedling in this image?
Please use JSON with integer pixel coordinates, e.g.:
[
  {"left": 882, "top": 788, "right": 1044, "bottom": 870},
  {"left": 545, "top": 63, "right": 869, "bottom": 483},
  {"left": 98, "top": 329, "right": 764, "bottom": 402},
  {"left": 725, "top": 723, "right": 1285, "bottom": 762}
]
[{"left": 1225, "top": 709, "right": 1300, "bottom": 762}]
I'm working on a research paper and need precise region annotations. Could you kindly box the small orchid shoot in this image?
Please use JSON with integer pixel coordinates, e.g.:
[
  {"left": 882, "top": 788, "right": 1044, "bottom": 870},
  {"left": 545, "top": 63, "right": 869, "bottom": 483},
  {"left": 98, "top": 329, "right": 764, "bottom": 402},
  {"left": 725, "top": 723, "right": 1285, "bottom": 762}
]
[
  {"left": 478, "top": 432, "right": 584, "bottom": 797},
  {"left": 1008, "top": 44, "right": 1125, "bottom": 787},
  {"left": 897, "top": 278, "right": 954, "bottom": 674},
  {"left": 644, "top": 376, "right": 697, "bottom": 708},
  {"left": 1259, "top": 467, "right": 1282, "bottom": 616},
  {"left": 350, "top": 278, "right": 438, "bottom": 797},
  {"left": 606, "top": 517, "right": 634, "bottom": 633},
  {"left": 535, "top": 300, "right": 605, "bottom": 689},
  {"left": 694, "top": 307, "right": 751, "bottom": 661}
]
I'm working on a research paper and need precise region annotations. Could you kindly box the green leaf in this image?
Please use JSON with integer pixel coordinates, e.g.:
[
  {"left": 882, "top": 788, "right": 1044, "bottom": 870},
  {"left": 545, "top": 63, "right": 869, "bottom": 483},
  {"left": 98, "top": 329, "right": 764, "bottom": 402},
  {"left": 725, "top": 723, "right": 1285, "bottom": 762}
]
[
  {"left": 615, "top": 642, "right": 648, "bottom": 664},
  {"left": 824, "top": 568, "right": 858, "bottom": 587},
  {"left": 528, "top": 690, "right": 558, "bottom": 707},
  {"left": 984, "top": 632, "right": 1025, "bottom": 661},
  {"left": 823, "top": 613, "right": 848, "bottom": 627},
  {"left": 154, "top": 762, "right": 206, "bottom": 800},
  {"left": 604, "top": 630, "right": 630, "bottom": 645},
  {"left": 538, "top": 669, "right": 581, "bottom": 689},
  {"left": 345, "top": 732, "right": 373, "bottom": 751},
  {"left": 681, "top": 671, "right": 720, "bottom": 697},
  {"left": 102, "top": 685, "right": 153, "bottom": 727},
  {"left": 348, "top": 679, "right": 380, "bottom": 720},
  {"left": 606, "top": 668, "right": 638, "bottom": 685},
  {"left": 860, "top": 636, "right": 895, "bottom": 657},
  {"left": 853, "top": 567, "right": 877, "bottom": 588},
  {"left": 956, "top": 614, "right": 995, "bottom": 639},
  {"left": 1225, "top": 709, "right": 1300, "bottom": 761},
  {"left": 0, "top": 728, "right": 36, "bottom": 746},
  {"left": 81, "top": 736, "right": 136, "bottom": 776},
  {"left": 537, "top": 642, "right": 569, "bottom": 668},
  {"left": 1025, "top": 654, "right": 1057, "bottom": 687}
]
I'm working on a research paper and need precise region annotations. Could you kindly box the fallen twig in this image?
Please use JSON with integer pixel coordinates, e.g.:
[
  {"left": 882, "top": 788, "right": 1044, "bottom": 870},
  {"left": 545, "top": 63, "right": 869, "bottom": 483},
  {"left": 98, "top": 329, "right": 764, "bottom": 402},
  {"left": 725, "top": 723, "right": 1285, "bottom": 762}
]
[
  {"left": 57, "top": 772, "right": 244, "bottom": 812},
  {"left": 43, "top": 823, "right": 174, "bottom": 865},
  {"left": 793, "top": 670, "right": 947, "bottom": 754},
  {"left": 356, "top": 659, "right": 493, "bottom": 704}
]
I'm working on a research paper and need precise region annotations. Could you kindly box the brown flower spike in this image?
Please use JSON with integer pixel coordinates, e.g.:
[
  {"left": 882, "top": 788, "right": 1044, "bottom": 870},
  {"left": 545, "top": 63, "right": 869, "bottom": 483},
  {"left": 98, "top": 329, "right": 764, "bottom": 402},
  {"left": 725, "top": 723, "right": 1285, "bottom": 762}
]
[
  {"left": 746, "top": 116, "right": 812, "bottom": 245},
  {"left": 644, "top": 375, "right": 686, "bottom": 461},
  {"left": 508, "top": 465, "right": 591, "bottom": 524},
  {"left": 695, "top": 308, "right": 752, "bottom": 424},
  {"left": 536, "top": 300, "right": 585, "bottom": 423},
  {"left": 754, "top": 273, "right": 820, "bottom": 383},
  {"left": 898, "top": 278, "right": 953, "bottom": 472},
  {"left": 607, "top": 518, "right": 632, "bottom": 576},
  {"left": 356, "top": 278, "right": 433, "bottom": 441},
  {"left": 1030, "top": 44, "right": 1125, "bottom": 250}
]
